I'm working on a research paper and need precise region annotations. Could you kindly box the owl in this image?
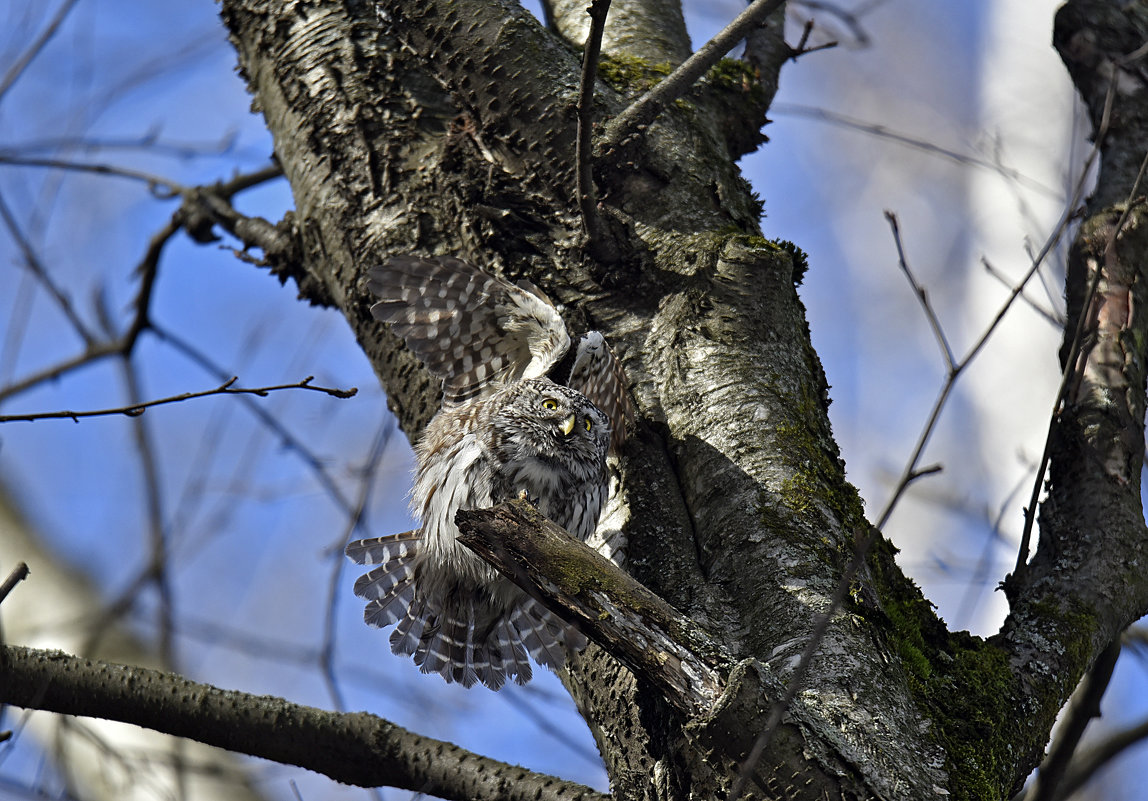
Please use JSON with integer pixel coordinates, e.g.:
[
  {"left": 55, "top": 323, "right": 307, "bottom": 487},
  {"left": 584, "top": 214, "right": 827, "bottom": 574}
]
[{"left": 346, "top": 255, "right": 631, "bottom": 689}]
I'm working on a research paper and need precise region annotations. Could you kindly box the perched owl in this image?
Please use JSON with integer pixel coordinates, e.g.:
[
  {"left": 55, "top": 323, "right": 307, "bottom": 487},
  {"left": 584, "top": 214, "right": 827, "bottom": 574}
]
[{"left": 346, "top": 255, "right": 630, "bottom": 689}]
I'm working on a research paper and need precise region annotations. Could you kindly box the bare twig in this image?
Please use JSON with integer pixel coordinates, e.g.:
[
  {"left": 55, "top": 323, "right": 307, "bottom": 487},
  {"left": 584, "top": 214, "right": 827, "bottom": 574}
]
[
  {"left": 153, "top": 324, "right": 359, "bottom": 522},
  {"left": 1, "top": 128, "right": 240, "bottom": 159},
  {"left": 0, "top": 162, "right": 284, "bottom": 408},
  {"left": 0, "top": 564, "right": 30, "bottom": 606},
  {"left": 790, "top": 0, "right": 877, "bottom": 47},
  {"left": 982, "top": 257, "right": 1062, "bottom": 327},
  {"left": 320, "top": 418, "right": 395, "bottom": 711},
  {"left": 576, "top": 0, "right": 617, "bottom": 263},
  {"left": 876, "top": 84, "right": 1109, "bottom": 532},
  {"left": 0, "top": 186, "right": 95, "bottom": 344},
  {"left": 0, "top": 0, "right": 82, "bottom": 104},
  {"left": 953, "top": 465, "right": 1031, "bottom": 627},
  {"left": 885, "top": 211, "right": 955, "bottom": 370},
  {"left": 0, "top": 377, "right": 357, "bottom": 423},
  {"left": 788, "top": 19, "right": 837, "bottom": 60},
  {"left": 599, "top": 0, "right": 785, "bottom": 155},
  {"left": 773, "top": 103, "right": 1062, "bottom": 198},
  {"left": 0, "top": 154, "right": 185, "bottom": 197},
  {"left": 1049, "top": 714, "right": 1148, "bottom": 801},
  {"left": 100, "top": 296, "right": 187, "bottom": 786}
]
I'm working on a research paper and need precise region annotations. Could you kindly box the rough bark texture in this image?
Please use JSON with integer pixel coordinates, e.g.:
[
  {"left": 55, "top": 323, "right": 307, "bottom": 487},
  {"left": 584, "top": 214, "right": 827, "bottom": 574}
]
[
  {"left": 216, "top": 1, "right": 943, "bottom": 794},
  {"left": 0, "top": 0, "right": 1130, "bottom": 799},
  {"left": 991, "top": 0, "right": 1148, "bottom": 791},
  {"left": 0, "top": 645, "right": 607, "bottom": 801},
  {"left": 544, "top": 0, "right": 693, "bottom": 64},
  {"left": 456, "top": 500, "right": 729, "bottom": 714}
]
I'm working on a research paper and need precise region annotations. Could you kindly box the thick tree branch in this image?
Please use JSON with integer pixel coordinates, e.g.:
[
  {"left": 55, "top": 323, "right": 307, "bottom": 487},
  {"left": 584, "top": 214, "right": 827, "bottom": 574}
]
[
  {"left": 543, "top": 0, "right": 691, "bottom": 64},
  {"left": 0, "top": 645, "right": 608, "bottom": 801},
  {"left": 989, "top": 2, "right": 1148, "bottom": 791},
  {"left": 598, "top": 0, "right": 785, "bottom": 155},
  {"left": 1022, "top": 639, "right": 1120, "bottom": 801},
  {"left": 456, "top": 499, "right": 729, "bottom": 714}
]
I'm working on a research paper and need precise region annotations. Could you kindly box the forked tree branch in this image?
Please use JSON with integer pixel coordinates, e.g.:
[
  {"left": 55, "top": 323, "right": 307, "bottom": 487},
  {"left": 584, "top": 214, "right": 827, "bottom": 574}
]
[
  {"left": 0, "top": 645, "right": 608, "bottom": 801},
  {"left": 598, "top": 0, "right": 785, "bottom": 154},
  {"left": 456, "top": 499, "right": 729, "bottom": 714}
]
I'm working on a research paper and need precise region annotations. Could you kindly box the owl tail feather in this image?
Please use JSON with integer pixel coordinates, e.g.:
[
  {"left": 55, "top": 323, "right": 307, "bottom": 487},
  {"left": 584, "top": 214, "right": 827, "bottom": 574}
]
[
  {"left": 511, "top": 601, "right": 587, "bottom": 670},
  {"left": 346, "top": 531, "right": 588, "bottom": 690},
  {"left": 347, "top": 531, "right": 420, "bottom": 629},
  {"left": 396, "top": 594, "right": 535, "bottom": 689}
]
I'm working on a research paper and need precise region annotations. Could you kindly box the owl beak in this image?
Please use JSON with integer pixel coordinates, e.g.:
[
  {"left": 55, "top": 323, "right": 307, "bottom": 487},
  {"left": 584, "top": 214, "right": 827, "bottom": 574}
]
[{"left": 559, "top": 413, "right": 575, "bottom": 436}]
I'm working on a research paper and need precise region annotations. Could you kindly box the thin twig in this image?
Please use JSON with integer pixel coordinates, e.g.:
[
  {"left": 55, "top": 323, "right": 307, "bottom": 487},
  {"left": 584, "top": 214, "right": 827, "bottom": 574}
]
[
  {"left": 788, "top": 19, "right": 837, "bottom": 60},
  {"left": 790, "top": 0, "right": 876, "bottom": 47},
  {"left": 575, "top": 0, "right": 616, "bottom": 262},
  {"left": 0, "top": 377, "right": 356, "bottom": 423},
  {"left": 214, "top": 162, "right": 283, "bottom": 198},
  {"left": 599, "top": 0, "right": 785, "bottom": 155},
  {"left": 885, "top": 211, "right": 955, "bottom": 370},
  {"left": 0, "top": 0, "right": 82, "bottom": 104},
  {"left": 153, "top": 324, "right": 360, "bottom": 523},
  {"left": 876, "top": 82, "right": 1110, "bottom": 531},
  {"left": 319, "top": 417, "right": 395, "bottom": 711},
  {"left": 1, "top": 129, "right": 240, "bottom": 159},
  {"left": 0, "top": 154, "right": 184, "bottom": 197},
  {"left": 0, "top": 564, "right": 30, "bottom": 606},
  {"left": 773, "top": 103, "right": 1062, "bottom": 198},
  {"left": 953, "top": 465, "right": 1031, "bottom": 627},
  {"left": 0, "top": 162, "right": 283, "bottom": 407},
  {"left": 982, "top": 257, "right": 1062, "bottom": 327},
  {"left": 103, "top": 300, "right": 187, "bottom": 788},
  {"left": 1054, "top": 718, "right": 1148, "bottom": 801},
  {"left": 0, "top": 186, "right": 95, "bottom": 344}
]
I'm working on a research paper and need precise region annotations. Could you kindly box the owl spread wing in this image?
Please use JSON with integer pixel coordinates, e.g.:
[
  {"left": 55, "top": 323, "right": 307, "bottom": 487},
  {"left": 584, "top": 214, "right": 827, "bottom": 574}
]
[
  {"left": 369, "top": 255, "right": 570, "bottom": 405},
  {"left": 369, "top": 255, "right": 633, "bottom": 449}
]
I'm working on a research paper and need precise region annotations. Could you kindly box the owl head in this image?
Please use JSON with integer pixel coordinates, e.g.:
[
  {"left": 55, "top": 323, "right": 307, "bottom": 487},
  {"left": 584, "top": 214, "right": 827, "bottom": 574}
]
[{"left": 489, "top": 379, "right": 610, "bottom": 477}]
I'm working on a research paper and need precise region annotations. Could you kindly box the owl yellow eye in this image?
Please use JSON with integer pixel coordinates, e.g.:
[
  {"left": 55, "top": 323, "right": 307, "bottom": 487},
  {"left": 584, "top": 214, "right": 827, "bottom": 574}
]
[
  {"left": 542, "top": 399, "right": 558, "bottom": 411},
  {"left": 584, "top": 418, "right": 592, "bottom": 431}
]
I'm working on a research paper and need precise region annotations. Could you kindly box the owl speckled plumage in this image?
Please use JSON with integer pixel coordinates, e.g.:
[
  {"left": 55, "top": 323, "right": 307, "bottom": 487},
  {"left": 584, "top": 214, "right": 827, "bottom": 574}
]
[{"left": 346, "top": 255, "right": 629, "bottom": 689}]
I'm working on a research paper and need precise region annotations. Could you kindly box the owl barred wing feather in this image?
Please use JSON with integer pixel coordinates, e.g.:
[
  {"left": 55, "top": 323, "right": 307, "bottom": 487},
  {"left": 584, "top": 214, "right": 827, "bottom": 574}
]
[
  {"left": 569, "top": 331, "right": 635, "bottom": 453},
  {"left": 369, "top": 256, "right": 570, "bottom": 404},
  {"left": 370, "top": 255, "right": 632, "bottom": 448}
]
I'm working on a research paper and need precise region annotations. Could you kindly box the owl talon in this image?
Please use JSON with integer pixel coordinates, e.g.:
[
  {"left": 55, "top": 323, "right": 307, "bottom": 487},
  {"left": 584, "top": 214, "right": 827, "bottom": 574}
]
[{"left": 517, "top": 488, "right": 540, "bottom": 507}]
